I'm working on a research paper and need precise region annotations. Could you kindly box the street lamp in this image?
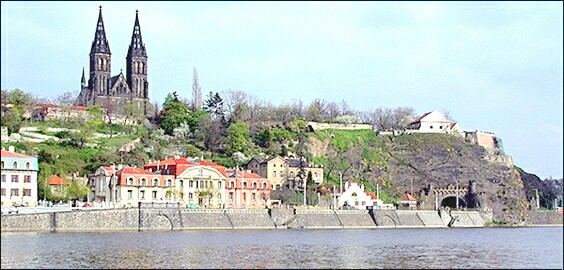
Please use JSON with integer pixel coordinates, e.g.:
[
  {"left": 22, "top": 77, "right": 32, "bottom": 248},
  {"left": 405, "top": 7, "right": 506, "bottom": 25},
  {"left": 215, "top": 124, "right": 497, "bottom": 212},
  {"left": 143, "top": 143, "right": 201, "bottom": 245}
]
[{"left": 456, "top": 179, "right": 459, "bottom": 210}]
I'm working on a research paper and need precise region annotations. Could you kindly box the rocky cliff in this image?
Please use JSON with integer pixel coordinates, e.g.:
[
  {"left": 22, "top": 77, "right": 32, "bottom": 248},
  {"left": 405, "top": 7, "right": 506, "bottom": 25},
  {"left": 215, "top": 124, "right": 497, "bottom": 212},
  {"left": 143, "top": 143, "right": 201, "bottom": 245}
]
[{"left": 308, "top": 131, "right": 532, "bottom": 225}]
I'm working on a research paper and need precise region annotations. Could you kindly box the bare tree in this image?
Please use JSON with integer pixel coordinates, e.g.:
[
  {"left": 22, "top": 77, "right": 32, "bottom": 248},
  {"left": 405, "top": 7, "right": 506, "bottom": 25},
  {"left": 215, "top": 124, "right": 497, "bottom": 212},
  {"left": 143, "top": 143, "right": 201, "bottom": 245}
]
[
  {"left": 222, "top": 89, "right": 249, "bottom": 123},
  {"left": 325, "top": 101, "right": 340, "bottom": 121},
  {"left": 192, "top": 67, "right": 202, "bottom": 111}
]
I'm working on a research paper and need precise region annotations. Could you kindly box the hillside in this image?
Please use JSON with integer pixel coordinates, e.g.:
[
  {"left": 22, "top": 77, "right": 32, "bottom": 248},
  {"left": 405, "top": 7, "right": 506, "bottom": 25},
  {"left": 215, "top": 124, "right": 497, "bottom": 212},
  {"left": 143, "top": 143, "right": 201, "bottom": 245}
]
[{"left": 308, "top": 130, "right": 541, "bottom": 225}]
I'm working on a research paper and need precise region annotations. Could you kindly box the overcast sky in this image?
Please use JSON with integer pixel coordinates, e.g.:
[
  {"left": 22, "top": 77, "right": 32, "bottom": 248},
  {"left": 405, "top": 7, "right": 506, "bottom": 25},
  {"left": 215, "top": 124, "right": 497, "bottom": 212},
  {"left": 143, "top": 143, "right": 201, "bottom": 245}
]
[{"left": 1, "top": 1, "right": 562, "bottom": 179}]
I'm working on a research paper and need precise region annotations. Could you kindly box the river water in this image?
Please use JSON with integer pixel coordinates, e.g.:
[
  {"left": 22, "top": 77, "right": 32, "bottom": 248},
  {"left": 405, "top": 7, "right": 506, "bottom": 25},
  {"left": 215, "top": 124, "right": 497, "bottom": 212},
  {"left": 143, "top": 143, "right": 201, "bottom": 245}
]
[{"left": 1, "top": 227, "right": 562, "bottom": 269}]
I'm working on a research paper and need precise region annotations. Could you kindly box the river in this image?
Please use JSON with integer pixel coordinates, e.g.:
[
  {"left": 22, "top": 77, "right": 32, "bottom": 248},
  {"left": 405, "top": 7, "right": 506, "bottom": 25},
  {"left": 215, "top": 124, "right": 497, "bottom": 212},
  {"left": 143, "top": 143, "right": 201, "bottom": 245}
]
[{"left": 1, "top": 227, "right": 562, "bottom": 269}]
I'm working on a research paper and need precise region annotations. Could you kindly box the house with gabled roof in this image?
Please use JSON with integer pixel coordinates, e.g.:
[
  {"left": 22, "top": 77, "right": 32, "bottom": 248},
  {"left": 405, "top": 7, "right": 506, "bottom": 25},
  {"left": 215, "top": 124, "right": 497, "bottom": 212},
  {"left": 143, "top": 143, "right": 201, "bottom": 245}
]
[
  {"left": 407, "top": 110, "right": 452, "bottom": 134},
  {"left": 398, "top": 192, "right": 418, "bottom": 210}
]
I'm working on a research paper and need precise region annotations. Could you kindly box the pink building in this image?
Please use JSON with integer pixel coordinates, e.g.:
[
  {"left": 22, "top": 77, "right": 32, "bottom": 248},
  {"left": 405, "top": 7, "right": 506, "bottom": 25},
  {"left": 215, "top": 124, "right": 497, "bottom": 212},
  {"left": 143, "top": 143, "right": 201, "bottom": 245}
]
[{"left": 225, "top": 169, "right": 272, "bottom": 209}]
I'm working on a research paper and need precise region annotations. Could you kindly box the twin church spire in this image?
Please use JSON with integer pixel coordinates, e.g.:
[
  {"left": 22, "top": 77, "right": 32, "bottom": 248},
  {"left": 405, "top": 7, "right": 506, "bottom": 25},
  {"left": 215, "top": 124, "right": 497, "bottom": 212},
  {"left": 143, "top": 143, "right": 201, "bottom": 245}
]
[{"left": 76, "top": 6, "right": 149, "bottom": 112}]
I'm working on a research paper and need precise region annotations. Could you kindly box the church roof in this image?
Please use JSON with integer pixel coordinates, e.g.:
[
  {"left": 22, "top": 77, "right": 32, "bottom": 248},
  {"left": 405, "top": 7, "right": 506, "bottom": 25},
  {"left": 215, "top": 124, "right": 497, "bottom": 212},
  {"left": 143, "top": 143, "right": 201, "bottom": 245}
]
[
  {"left": 90, "top": 6, "right": 111, "bottom": 54},
  {"left": 127, "top": 10, "right": 147, "bottom": 57}
]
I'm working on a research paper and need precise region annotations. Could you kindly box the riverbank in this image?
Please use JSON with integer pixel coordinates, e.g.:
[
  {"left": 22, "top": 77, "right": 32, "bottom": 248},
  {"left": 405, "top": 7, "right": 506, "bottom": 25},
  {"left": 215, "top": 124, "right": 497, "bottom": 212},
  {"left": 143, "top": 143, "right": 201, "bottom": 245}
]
[{"left": 1, "top": 207, "right": 561, "bottom": 232}]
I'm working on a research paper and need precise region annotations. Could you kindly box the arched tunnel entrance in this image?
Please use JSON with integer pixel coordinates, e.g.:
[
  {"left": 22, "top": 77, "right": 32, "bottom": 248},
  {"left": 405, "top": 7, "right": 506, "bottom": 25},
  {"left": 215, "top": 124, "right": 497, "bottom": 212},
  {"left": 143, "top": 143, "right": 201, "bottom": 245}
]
[{"left": 440, "top": 195, "right": 467, "bottom": 209}]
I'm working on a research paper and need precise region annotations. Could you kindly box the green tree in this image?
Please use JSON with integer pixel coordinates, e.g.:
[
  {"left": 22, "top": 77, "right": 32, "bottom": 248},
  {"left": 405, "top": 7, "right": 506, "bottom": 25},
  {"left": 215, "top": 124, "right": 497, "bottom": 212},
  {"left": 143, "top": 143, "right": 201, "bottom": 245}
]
[
  {"left": 66, "top": 179, "right": 90, "bottom": 202},
  {"left": 203, "top": 91, "right": 225, "bottom": 120},
  {"left": 1, "top": 88, "right": 31, "bottom": 134},
  {"left": 159, "top": 92, "right": 191, "bottom": 135},
  {"left": 225, "top": 120, "right": 250, "bottom": 155}
]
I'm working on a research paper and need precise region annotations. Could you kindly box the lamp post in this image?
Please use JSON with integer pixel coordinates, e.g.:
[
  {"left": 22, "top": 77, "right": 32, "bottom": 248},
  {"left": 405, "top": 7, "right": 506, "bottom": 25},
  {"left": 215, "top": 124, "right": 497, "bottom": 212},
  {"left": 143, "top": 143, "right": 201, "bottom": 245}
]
[
  {"left": 456, "top": 179, "right": 459, "bottom": 210},
  {"left": 339, "top": 172, "right": 343, "bottom": 196}
]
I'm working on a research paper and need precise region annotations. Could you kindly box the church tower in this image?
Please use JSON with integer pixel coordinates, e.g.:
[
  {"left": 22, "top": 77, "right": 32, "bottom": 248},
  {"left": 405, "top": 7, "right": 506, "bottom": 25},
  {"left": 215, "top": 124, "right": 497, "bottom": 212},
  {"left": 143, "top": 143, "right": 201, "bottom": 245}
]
[
  {"left": 89, "top": 6, "right": 111, "bottom": 99},
  {"left": 126, "top": 10, "right": 148, "bottom": 100}
]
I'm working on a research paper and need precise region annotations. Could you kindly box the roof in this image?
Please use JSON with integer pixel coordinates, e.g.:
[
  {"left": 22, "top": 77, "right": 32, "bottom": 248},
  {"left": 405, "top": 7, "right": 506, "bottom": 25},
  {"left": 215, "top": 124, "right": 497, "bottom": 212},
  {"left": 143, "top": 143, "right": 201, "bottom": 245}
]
[
  {"left": 225, "top": 169, "right": 264, "bottom": 179},
  {"left": 35, "top": 103, "right": 88, "bottom": 111},
  {"left": 118, "top": 167, "right": 158, "bottom": 176},
  {"left": 48, "top": 175, "right": 68, "bottom": 185},
  {"left": 409, "top": 111, "right": 432, "bottom": 125},
  {"left": 0, "top": 149, "right": 33, "bottom": 159},
  {"left": 366, "top": 191, "right": 378, "bottom": 200},
  {"left": 399, "top": 193, "right": 417, "bottom": 201}
]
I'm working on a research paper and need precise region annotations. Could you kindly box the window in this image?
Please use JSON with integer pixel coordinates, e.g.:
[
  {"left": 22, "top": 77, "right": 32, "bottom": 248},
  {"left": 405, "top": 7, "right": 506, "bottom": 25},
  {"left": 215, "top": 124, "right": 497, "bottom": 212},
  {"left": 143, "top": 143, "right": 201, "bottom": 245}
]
[
  {"left": 24, "top": 189, "right": 31, "bottom": 196},
  {"left": 242, "top": 182, "right": 247, "bottom": 189},
  {"left": 439, "top": 126, "right": 443, "bottom": 129},
  {"left": 152, "top": 191, "right": 157, "bottom": 199},
  {"left": 189, "top": 181, "right": 193, "bottom": 188},
  {"left": 252, "top": 182, "right": 257, "bottom": 189},
  {"left": 229, "top": 192, "right": 234, "bottom": 200},
  {"left": 153, "top": 179, "right": 158, "bottom": 186},
  {"left": 1, "top": 189, "right": 5, "bottom": 196},
  {"left": 128, "top": 178, "right": 134, "bottom": 186},
  {"left": 280, "top": 171, "right": 284, "bottom": 177},
  {"left": 195, "top": 181, "right": 199, "bottom": 188},
  {"left": 12, "top": 162, "right": 17, "bottom": 169},
  {"left": 314, "top": 172, "right": 318, "bottom": 178},
  {"left": 128, "top": 190, "right": 133, "bottom": 199},
  {"left": 1, "top": 175, "right": 5, "bottom": 182},
  {"left": 251, "top": 193, "right": 256, "bottom": 200},
  {"left": 179, "top": 180, "right": 184, "bottom": 187},
  {"left": 179, "top": 193, "right": 184, "bottom": 200},
  {"left": 140, "top": 179, "right": 146, "bottom": 186},
  {"left": 11, "top": 189, "right": 19, "bottom": 196},
  {"left": 200, "top": 181, "right": 203, "bottom": 188},
  {"left": 290, "top": 172, "right": 294, "bottom": 178},
  {"left": 167, "top": 179, "right": 172, "bottom": 186},
  {"left": 26, "top": 162, "right": 30, "bottom": 169},
  {"left": 140, "top": 191, "right": 145, "bottom": 200},
  {"left": 230, "top": 181, "right": 235, "bottom": 188},
  {"left": 273, "top": 164, "right": 276, "bottom": 167},
  {"left": 218, "top": 181, "right": 222, "bottom": 188},
  {"left": 430, "top": 125, "right": 433, "bottom": 129},
  {"left": 243, "top": 193, "right": 246, "bottom": 200},
  {"left": 11, "top": 175, "right": 18, "bottom": 183},
  {"left": 189, "top": 193, "right": 193, "bottom": 200},
  {"left": 262, "top": 183, "right": 267, "bottom": 189},
  {"left": 1, "top": 161, "right": 4, "bottom": 168}
]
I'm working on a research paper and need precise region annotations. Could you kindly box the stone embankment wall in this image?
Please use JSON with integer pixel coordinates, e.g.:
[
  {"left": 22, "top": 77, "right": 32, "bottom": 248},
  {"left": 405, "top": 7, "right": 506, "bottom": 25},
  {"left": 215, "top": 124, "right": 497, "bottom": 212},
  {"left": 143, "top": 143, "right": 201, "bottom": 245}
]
[
  {"left": 4, "top": 208, "right": 535, "bottom": 232},
  {"left": 528, "top": 211, "right": 563, "bottom": 225}
]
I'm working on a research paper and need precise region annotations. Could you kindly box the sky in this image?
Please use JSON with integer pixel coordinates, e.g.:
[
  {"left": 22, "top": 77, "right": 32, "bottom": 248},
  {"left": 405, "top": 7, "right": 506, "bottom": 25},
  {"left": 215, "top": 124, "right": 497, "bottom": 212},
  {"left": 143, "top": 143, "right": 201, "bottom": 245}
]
[{"left": 1, "top": 1, "right": 562, "bottom": 179}]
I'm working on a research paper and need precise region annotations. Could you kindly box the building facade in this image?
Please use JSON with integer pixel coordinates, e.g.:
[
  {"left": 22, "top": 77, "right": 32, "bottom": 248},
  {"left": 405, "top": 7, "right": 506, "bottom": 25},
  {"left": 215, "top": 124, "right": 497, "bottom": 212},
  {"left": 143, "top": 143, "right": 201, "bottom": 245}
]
[
  {"left": 225, "top": 169, "right": 272, "bottom": 209},
  {"left": 75, "top": 6, "right": 151, "bottom": 114},
  {"left": 246, "top": 156, "right": 324, "bottom": 190},
  {"left": 1, "top": 147, "right": 39, "bottom": 207}
]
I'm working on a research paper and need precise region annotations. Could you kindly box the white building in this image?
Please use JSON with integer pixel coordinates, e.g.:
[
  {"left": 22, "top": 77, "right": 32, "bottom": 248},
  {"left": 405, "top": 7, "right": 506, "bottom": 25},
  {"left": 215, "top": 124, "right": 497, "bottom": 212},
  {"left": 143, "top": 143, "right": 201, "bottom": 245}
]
[
  {"left": 338, "top": 181, "right": 377, "bottom": 209},
  {"left": 407, "top": 110, "right": 452, "bottom": 134},
  {"left": 1, "top": 146, "right": 39, "bottom": 207}
]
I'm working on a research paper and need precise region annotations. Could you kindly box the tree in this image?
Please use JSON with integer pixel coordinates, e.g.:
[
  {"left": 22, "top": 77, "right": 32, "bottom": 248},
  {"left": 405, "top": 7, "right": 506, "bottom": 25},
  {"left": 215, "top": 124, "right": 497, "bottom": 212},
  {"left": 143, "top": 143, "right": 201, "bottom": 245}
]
[
  {"left": 223, "top": 89, "right": 250, "bottom": 123},
  {"left": 121, "top": 102, "right": 145, "bottom": 134},
  {"left": 203, "top": 91, "right": 225, "bottom": 120},
  {"left": 225, "top": 120, "right": 251, "bottom": 155},
  {"left": 1, "top": 88, "right": 31, "bottom": 134},
  {"left": 66, "top": 179, "right": 89, "bottom": 202},
  {"left": 192, "top": 67, "right": 203, "bottom": 111},
  {"left": 159, "top": 92, "right": 191, "bottom": 135}
]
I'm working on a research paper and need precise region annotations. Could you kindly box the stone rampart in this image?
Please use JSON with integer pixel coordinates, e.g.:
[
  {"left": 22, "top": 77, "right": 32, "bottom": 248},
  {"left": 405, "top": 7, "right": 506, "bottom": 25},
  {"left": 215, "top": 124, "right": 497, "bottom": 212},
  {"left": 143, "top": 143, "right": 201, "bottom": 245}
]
[
  {"left": 335, "top": 210, "right": 376, "bottom": 228},
  {"left": 289, "top": 210, "right": 343, "bottom": 229},
  {"left": 2, "top": 208, "right": 494, "bottom": 232},
  {"left": 224, "top": 209, "right": 276, "bottom": 229},
  {"left": 396, "top": 211, "right": 425, "bottom": 227},
  {"left": 529, "top": 211, "right": 563, "bottom": 225}
]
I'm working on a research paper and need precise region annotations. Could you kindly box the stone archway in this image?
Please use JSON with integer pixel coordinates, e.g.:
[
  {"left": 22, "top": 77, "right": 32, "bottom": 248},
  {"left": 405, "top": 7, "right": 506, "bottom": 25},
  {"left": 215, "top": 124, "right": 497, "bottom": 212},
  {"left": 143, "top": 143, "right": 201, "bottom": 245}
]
[{"left": 440, "top": 195, "right": 467, "bottom": 209}]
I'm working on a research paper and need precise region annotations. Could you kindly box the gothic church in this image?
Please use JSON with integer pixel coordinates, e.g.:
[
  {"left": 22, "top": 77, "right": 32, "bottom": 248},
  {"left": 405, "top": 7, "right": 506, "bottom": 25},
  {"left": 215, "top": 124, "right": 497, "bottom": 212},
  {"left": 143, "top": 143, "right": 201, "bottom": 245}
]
[{"left": 75, "top": 6, "right": 150, "bottom": 114}]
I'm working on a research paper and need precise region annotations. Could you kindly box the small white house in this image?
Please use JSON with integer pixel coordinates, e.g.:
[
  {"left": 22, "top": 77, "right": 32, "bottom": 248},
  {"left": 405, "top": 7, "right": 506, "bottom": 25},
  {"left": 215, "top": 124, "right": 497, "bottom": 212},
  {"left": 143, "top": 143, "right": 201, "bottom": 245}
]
[
  {"left": 407, "top": 110, "right": 452, "bottom": 134},
  {"left": 338, "top": 181, "right": 374, "bottom": 209}
]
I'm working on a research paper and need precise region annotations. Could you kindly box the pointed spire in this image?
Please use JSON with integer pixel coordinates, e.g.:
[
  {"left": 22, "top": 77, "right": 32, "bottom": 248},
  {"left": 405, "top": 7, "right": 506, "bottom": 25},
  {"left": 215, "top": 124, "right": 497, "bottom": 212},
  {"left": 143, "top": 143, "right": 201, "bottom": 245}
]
[
  {"left": 127, "top": 9, "right": 147, "bottom": 57},
  {"left": 91, "top": 6, "right": 111, "bottom": 54},
  {"left": 81, "top": 67, "right": 86, "bottom": 88}
]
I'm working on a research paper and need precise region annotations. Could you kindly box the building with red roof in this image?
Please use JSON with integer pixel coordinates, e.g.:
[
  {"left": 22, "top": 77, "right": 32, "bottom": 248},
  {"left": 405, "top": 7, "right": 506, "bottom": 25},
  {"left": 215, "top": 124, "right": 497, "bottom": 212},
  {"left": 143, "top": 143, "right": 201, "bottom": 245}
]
[
  {"left": 407, "top": 110, "right": 453, "bottom": 134},
  {"left": 225, "top": 168, "right": 272, "bottom": 209}
]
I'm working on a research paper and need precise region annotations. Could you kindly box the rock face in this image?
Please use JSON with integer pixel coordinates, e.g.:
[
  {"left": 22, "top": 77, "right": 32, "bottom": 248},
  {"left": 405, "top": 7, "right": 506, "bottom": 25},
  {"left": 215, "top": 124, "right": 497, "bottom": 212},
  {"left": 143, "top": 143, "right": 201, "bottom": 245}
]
[{"left": 308, "top": 132, "right": 531, "bottom": 225}]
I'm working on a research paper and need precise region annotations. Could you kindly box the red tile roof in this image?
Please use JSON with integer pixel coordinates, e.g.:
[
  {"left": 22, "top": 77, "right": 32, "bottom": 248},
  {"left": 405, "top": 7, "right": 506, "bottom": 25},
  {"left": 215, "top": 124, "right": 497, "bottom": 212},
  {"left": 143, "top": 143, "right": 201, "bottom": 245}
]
[
  {"left": 225, "top": 169, "right": 264, "bottom": 179},
  {"left": 399, "top": 193, "right": 417, "bottom": 201},
  {"left": 119, "top": 167, "right": 158, "bottom": 175},
  {"left": 48, "top": 175, "right": 68, "bottom": 185},
  {"left": 409, "top": 111, "right": 432, "bottom": 125},
  {"left": 0, "top": 149, "right": 33, "bottom": 159},
  {"left": 366, "top": 191, "right": 378, "bottom": 200}
]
